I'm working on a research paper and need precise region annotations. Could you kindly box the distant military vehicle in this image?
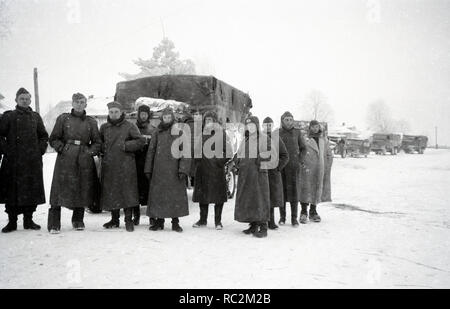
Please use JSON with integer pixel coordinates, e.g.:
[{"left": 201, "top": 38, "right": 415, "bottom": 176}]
[
  {"left": 370, "top": 133, "right": 402, "bottom": 155},
  {"left": 401, "top": 135, "right": 428, "bottom": 154},
  {"left": 345, "top": 138, "right": 371, "bottom": 158}
]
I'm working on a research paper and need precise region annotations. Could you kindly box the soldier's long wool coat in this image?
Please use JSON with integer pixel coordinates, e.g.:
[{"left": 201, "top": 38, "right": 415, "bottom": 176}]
[
  {"left": 49, "top": 110, "right": 102, "bottom": 209},
  {"left": 145, "top": 123, "right": 191, "bottom": 218},
  {"left": 99, "top": 117, "right": 145, "bottom": 210},
  {"left": 299, "top": 136, "right": 333, "bottom": 205},
  {"left": 234, "top": 132, "right": 278, "bottom": 223},
  {"left": 0, "top": 106, "right": 48, "bottom": 207}
]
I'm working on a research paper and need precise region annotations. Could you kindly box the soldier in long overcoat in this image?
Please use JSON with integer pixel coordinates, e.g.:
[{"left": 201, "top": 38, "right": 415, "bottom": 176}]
[
  {"left": 47, "top": 93, "right": 102, "bottom": 233},
  {"left": 299, "top": 120, "right": 333, "bottom": 223},
  {"left": 277, "top": 111, "right": 306, "bottom": 226},
  {"left": 234, "top": 116, "right": 278, "bottom": 238},
  {"left": 99, "top": 102, "right": 145, "bottom": 232},
  {"left": 262, "top": 117, "right": 289, "bottom": 230},
  {"left": 192, "top": 111, "right": 233, "bottom": 230},
  {"left": 133, "top": 104, "right": 156, "bottom": 226},
  {"left": 0, "top": 88, "right": 49, "bottom": 233},
  {"left": 145, "top": 109, "right": 191, "bottom": 233}
]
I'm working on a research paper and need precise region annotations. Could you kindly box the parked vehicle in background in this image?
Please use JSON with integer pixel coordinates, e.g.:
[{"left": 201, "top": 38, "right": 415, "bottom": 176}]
[
  {"left": 345, "top": 138, "right": 371, "bottom": 158},
  {"left": 370, "top": 133, "right": 402, "bottom": 155},
  {"left": 401, "top": 135, "right": 428, "bottom": 154}
]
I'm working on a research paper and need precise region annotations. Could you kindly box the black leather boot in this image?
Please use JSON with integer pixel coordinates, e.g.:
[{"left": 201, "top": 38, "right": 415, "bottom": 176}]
[
  {"left": 24, "top": 212, "right": 41, "bottom": 230},
  {"left": 103, "top": 209, "right": 120, "bottom": 229},
  {"left": 214, "top": 203, "right": 224, "bottom": 230},
  {"left": 72, "top": 208, "right": 85, "bottom": 231},
  {"left": 279, "top": 204, "right": 286, "bottom": 225},
  {"left": 254, "top": 222, "right": 268, "bottom": 238},
  {"left": 132, "top": 206, "right": 140, "bottom": 226},
  {"left": 124, "top": 208, "right": 134, "bottom": 232},
  {"left": 48, "top": 206, "right": 61, "bottom": 233},
  {"left": 291, "top": 202, "right": 299, "bottom": 227},
  {"left": 2, "top": 213, "right": 18, "bottom": 233},
  {"left": 172, "top": 218, "right": 183, "bottom": 232},
  {"left": 149, "top": 218, "right": 164, "bottom": 231},
  {"left": 193, "top": 204, "right": 208, "bottom": 228},
  {"left": 243, "top": 222, "right": 258, "bottom": 235},
  {"left": 268, "top": 208, "right": 278, "bottom": 230}
]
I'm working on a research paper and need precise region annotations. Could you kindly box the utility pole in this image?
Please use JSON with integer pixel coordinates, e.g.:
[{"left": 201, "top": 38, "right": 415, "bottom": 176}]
[
  {"left": 435, "top": 126, "right": 438, "bottom": 149},
  {"left": 33, "top": 68, "right": 40, "bottom": 114}
]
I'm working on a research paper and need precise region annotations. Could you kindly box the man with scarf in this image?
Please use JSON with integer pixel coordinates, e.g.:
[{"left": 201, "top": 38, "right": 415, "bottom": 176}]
[
  {"left": 299, "top": 120, "right": 333, "bottom": 223},
  {"left": 0, "top": 88, "right": 49, "bottom": 233},
  {"left": 262, "top": 117, "right": 289, "bottom": 230},
  {"left": 47, "top": 93, "right": 102, "bottom": 233},
  {"left": 99, "top": 102, "right": 145, "bottom": 232},
  {"left": 234, "top": 116, "right": 278, "bottom": 238},
  {"left": 277, "top": 111, "right": 306, "bottom": 227},
  {"left": 144, "top": 108, "right": 190, "bottom": 232},
  {"left": 134, "top": 104, "right": 156, "bottom": 226}
]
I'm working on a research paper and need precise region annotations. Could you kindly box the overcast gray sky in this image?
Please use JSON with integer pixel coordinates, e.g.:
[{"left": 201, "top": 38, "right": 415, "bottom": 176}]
[{"left": 1, "top": 0, "right": 449, "bottom": 144}]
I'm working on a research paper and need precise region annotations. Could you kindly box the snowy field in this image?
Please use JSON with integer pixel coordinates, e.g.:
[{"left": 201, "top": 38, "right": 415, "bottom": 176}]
[{"left": 0, "top": 149, "right": 449, "bottom": 289}]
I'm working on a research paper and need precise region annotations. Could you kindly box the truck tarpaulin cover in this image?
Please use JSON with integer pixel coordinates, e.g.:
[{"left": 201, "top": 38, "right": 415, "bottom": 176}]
[{"left": 115, "top": 75, "right": 252, "bottom": 123}]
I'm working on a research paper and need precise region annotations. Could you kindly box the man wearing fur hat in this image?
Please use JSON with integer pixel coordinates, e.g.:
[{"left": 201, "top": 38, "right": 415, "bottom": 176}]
[
  {"left": 276, "top": 111, "right": 306, "bottom": 227},
  {"left": 0, "top": 88, "right": 49, "bottom": 233},
  {"left": 133, "top": 104, "right": 156, "bottom": 226},
  {"left": 47, "top": 93, "right": 102, "bottom": 233},
  {"left": 144, "top": 108, "right": 190, "bottom": 232},
  {"left": 100, "top": 102, "right": 145, "bottom": 232},
  {"left": 262, "top": 117, "right": 290, "bottom": 230},
  {"left": 299, "top": 120, "right": 333, "bottom": 223}
]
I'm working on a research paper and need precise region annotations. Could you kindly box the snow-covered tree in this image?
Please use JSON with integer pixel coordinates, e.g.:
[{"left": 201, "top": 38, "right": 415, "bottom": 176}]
[
  {"left": 300, "top": 89, "right": 334, "bottom": 122},
  {"left": 120, "top": 38, "right": 196, "bottom": 80}
]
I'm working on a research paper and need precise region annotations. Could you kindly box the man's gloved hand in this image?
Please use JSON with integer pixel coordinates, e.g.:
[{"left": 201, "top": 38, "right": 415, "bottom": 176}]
[{"left": 145, "top": 173, "right": 152, "bottom": 180}]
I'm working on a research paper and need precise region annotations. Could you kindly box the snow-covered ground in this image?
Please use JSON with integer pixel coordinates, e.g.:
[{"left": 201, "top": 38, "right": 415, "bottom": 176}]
[{"left": 1, "top": 149, "right": 449, "bottom": 289}]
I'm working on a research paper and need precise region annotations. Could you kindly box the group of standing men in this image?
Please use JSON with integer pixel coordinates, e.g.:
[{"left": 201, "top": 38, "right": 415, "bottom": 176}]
[{"left": 0, "top": 87, "right": 333, "bottom": 238}]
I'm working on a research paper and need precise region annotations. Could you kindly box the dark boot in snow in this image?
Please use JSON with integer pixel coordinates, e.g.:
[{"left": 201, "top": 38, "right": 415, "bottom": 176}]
[
  {"left": 2, "top": 214, "right": 18, "bottom": 233},
  {"left": 149, "top": 217, "right": 156, "bottom": 227},
  {"left": 103, "top": 209, "right": 120, "bottom": 229},
  {"left": 48, "top": 206, "right": 61, "bottom": 233},
  {"left": 254, "top": 223, "right": 268, "bottom": 238},
  {"left": 72, "top": 208, "right": 85, "bottom": 231},
  {"left": 149, "top": 218, "right": 164, "bottom": 231},
  {"left": 268, "top": 208, "right": 278, "bottom": 230},
  {"left": 291, "top": 203, "right": 299, "bottom": 227},
  {"left": 24, "top": 213, "right": 41, "bottom": 230},
  {"left": 193, "top": 204, "right": 208, "bottom": 228},
  {"left": 214, "top": 203, "right": 224, "bottom": 230},
  {"left": 243, "top": 222, "right": 258, "bottom": 235},
  {"left": 172, "top": 218, "right": 183, "bottom": 232},
  {"left": 279, "top": 205, "right": 286, "bottom": 225},
  {"left": 309, "top": 205, "right": 321, "bottom": 223},
  {"left": 300, "top": 212, "right": 308, "bottom": 224},
  {"left": 124, "top": 208, "right": 134, "bottom": 232},
  {"left": 132, "top": 206, "right": 140, "bottom": 226}
]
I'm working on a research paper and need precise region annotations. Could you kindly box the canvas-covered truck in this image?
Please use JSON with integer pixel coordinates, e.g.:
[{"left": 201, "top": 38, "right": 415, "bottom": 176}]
[
  {"left": 401, "top": 135, "right": 428, "bottom": 154},
  {"left": 370, "top": 133, "right": 402, "bottom": 155},
  {"left": 115, "top": 75, "right": 253, "bottom": 124}
]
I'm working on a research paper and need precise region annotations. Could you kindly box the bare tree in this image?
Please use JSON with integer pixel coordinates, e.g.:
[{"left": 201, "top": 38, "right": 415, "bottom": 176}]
[
  {"left": 392, "top": 119, "right": 411, "bottom": 133},
  {"left": 120, "top": 37, "right": 196, "bottom": 80},
  {"left": 0, "top": 0, "right": 11, "bottom": 39},
  {"left": 300, "top": 89, "right": 334, "bottom": 122},
  {"left": 366, "top": 99, "right": 394, "bottom": 132}
]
